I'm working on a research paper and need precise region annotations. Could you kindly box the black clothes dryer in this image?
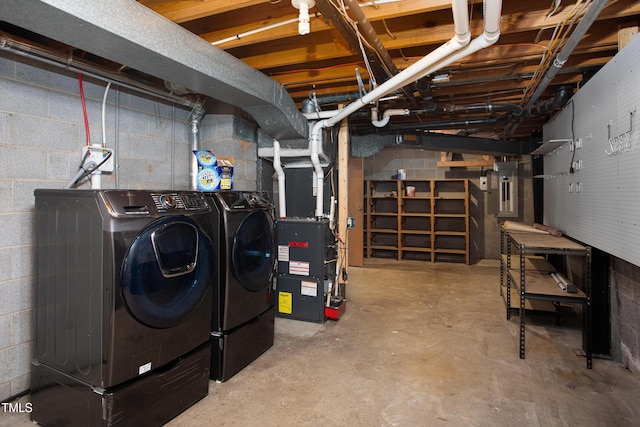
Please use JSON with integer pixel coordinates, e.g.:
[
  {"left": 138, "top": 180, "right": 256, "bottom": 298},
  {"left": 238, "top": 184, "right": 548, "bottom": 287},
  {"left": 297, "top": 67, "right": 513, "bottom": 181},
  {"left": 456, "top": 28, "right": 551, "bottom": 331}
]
[
  {"left": 207, "top": 191, "right": 276, "bottom": 381},
  {"left": 31, "top": 189, "right": 215, "bottom": 427}
]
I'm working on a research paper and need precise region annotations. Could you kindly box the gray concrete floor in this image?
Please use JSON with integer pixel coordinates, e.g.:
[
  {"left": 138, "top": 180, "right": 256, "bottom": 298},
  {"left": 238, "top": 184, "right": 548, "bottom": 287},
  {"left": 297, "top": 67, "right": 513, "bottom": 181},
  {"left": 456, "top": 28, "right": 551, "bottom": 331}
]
[{"left": 4, "top": 260, "right": 640, "bottom": 426}]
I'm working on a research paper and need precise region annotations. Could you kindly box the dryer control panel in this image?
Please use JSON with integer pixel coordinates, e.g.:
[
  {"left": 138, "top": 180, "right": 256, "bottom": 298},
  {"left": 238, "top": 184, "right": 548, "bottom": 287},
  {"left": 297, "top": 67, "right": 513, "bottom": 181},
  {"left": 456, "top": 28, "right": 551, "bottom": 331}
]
[{"left": 102, "top": 190, "right": 210, "bottom": 217}]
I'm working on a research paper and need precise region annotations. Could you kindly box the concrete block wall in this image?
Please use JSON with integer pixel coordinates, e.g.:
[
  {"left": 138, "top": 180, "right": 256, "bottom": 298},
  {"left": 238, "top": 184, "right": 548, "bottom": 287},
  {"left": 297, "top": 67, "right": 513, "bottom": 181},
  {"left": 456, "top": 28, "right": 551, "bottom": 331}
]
[
  {"left": 362, "top": 147, "right": 446, "bottom": 181},
  {"left": 611, "top": 258, "right": 640, "bottom": 376},
  {"left": 200, "top": 114, "right": 258, "bottom": 191},
  {"left": 0, "top": 52, "right": 259, "bottom": 401}
]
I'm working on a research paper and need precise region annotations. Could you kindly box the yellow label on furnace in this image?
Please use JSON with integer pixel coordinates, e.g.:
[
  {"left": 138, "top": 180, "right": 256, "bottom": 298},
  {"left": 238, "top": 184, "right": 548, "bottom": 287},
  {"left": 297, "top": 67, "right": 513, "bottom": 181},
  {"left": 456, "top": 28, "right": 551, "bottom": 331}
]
[{"left": 278, "top": 291, "right": 293, "bottom": 314}]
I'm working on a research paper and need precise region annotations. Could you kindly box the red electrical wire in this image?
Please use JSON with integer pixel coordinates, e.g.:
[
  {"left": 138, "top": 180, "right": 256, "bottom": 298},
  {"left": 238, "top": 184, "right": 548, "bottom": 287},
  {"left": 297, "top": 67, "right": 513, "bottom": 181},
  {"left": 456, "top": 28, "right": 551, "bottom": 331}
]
[{"left": 78, "top": 51, "right": 91, "bottom": 146}]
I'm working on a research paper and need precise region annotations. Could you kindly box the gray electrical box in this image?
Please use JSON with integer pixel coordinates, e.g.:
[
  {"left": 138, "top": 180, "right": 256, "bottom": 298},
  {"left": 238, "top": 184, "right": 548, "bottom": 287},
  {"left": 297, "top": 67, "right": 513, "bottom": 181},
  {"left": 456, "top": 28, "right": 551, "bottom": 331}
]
[{"left": 489, "top": 162, "right": 518, "bottom": 218}]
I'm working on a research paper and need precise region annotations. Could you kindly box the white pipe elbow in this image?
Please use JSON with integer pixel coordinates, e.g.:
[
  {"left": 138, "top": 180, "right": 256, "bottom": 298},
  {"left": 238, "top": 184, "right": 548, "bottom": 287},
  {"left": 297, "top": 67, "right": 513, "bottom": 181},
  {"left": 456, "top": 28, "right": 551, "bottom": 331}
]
[{"left": 372, "top": 108, "right": 410, "bottom": 127}]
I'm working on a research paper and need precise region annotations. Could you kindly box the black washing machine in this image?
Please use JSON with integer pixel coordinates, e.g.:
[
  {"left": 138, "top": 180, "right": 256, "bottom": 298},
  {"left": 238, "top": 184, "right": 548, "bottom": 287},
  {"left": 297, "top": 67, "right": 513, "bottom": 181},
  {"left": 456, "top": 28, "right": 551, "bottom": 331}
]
[
  {"left": 31, "top": 189, "right": 215, "bottom": 427},
  {"left": 207, "top": 191, "right": 276, "bottom": 381}
]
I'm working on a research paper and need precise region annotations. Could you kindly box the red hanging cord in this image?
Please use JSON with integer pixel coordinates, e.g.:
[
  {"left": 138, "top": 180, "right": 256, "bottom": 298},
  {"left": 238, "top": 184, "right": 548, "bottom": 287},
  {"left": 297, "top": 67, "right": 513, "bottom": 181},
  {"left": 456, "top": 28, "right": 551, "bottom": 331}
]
[{"left": 78, "top": 51, "right": 91, "bottom": 146}]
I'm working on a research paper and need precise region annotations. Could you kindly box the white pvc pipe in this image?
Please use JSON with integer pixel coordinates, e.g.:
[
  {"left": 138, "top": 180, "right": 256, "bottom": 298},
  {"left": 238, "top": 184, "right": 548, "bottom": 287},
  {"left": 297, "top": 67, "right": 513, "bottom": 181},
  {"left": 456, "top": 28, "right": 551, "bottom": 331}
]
[
  {"left": 416, "top": 0, "right": 502, "bottom": 81},
  {"left": 316, "top": 0, "right": 471, "bottom": 130},
  {"left": 258, "top": 144, "right": 330, "bottom": 162},
  {"left": 371, "top": 107, "right": 410, "bottom": 127},
  {"left": 303, "top": 110, "right": 337, "bottom": 120},
  {"left": 212, "top": 17, "right": 300, "bottom": 46},
  {"left": 92, "top": 81, "right": 113, "bottom": 189},
  {"left": 310, "top": 130, "right": 323, "bottom": 218},
  {"left": 211, "top": 0, "right": 405, "bottom": 47},
  {"left": 329, "top": 195, "right": 336, "bottom": 230},
  {"left": 309, "top": 0, "right": 472, "bottom": 218},
  {"left": 101, "top": 82, "right": 111, "bottom": 149},
  {"left": 273, "top": 139, "right": 287, "bottom": 218}
]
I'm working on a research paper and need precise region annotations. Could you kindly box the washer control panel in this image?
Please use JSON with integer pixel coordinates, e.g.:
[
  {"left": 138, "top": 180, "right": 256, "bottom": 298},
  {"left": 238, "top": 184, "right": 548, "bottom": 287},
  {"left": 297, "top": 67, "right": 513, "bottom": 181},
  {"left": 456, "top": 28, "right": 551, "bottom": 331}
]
[{"left": 102, "top": 190, "right": 210, "bottom": 217}]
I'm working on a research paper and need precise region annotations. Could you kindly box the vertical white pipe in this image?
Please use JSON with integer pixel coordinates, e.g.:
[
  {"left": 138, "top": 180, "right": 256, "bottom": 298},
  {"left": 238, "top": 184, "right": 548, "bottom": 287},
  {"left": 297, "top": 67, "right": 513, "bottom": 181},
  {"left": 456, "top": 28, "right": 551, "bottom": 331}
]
[
  {"left": 483, "top": 0, "right": 502, "bottom": 42},
  {"left": 273, "top": 139, "right": 287, "bottom": 218},
  {"left": 310, "top": 125, "right": 324, "bottom": 218},
  {"left": 329, "top": 195, "right": 336, "bottom": 230},
  {"left": 92, "top": 81, "right": 112, "bottom": 189},
  {"left": 189, "top": 108, "right": 205, "bottom": 190}
]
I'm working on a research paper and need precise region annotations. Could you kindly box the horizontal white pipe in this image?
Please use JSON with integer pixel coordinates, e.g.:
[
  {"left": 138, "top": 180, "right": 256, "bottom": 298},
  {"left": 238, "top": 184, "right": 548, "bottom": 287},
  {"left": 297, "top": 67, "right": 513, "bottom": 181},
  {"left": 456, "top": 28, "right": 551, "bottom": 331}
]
[
  {"left": 281, "top": 160, "right": 330, "bottom": 168},
  {"left": 303, "top": 110, "right": 337, "bottom": 120},
  {"left": 258, "top": 146, "right": 329, "bottom": 162},
  {"left": 212, "top": 17, "right": 300, "bottom": 46},
  {"left": 211, "top": 0, "right": 405, "bottom": 47},
  {"left": 259, "top": 147, "right": 312, "bottom": 158}
]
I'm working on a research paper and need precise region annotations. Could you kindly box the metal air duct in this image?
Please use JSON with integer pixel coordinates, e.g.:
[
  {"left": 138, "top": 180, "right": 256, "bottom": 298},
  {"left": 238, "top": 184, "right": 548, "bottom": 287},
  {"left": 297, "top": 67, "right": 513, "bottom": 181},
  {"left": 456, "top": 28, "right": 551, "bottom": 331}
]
[{"left": 1, "top": 0, "right": 308, "bottom": 142}]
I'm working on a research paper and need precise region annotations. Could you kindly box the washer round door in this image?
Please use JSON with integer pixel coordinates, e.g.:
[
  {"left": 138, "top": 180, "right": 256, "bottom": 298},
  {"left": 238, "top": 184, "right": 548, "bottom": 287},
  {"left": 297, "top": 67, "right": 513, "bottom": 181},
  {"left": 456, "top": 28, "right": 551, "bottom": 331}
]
[
  {"left": 121, "top": 216, "right": 214, "bottom": 328},
  {"left": 232, "top": 210, "right": 275, "bottom": 292}
]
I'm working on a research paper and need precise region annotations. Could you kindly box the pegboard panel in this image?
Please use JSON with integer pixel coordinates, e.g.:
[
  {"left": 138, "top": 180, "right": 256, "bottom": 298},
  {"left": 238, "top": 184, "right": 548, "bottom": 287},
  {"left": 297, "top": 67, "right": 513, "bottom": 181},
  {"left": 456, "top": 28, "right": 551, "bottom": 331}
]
[{"left": 543, "top": 34, "right": 640, "bottom": 267}]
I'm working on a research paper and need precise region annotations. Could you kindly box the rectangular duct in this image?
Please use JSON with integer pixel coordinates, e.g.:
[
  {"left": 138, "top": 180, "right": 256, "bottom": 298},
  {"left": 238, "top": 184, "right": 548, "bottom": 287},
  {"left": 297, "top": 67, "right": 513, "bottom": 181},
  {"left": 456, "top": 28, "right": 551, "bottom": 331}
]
[{"left": 1, "top": 0, "right": 308, "bottom": 141}]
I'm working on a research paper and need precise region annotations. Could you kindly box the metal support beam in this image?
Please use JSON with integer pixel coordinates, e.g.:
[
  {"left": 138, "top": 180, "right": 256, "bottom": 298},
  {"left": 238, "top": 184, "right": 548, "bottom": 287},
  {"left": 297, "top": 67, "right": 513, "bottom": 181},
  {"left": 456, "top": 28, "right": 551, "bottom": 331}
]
[{"left": 350, "top": 132, "right": 537, "bottom": 157}]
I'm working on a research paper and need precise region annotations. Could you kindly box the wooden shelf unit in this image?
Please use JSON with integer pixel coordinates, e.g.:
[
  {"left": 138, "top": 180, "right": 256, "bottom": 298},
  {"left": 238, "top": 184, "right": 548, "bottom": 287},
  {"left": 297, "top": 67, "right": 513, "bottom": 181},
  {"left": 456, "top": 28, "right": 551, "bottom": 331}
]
[
  {"left": 501, "top": 227, "right": 592, "bottom": 368},
  {"left": 364, "top": 179, "right": 469, "bottom": 264}
]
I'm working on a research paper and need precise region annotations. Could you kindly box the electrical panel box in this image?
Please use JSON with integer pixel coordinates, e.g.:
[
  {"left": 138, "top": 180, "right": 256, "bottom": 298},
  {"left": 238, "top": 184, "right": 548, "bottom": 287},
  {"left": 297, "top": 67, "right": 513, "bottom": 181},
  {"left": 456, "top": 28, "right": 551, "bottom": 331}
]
[
  {"left": 489, "top": 162, "right": 518, "bottom": 218},
  {"left": 275, "top": 218, "right": 336, "bottom": 323}
]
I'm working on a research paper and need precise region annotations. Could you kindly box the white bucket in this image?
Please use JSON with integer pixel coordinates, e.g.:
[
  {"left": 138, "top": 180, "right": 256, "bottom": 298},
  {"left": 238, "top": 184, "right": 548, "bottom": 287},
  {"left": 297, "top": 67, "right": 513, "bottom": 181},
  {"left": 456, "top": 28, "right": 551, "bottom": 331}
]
[
  {"left": 397, "top": 169, "right": 406, "bottom": 180},
  {"left": 406, "top": 186, "right": 416, "bottom": 197}
]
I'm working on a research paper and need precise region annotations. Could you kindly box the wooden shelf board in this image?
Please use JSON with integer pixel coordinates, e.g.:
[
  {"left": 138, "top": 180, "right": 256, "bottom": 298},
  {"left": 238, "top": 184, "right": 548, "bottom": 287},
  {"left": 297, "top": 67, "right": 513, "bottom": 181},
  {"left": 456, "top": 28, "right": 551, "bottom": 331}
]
[
  {"left": 500, "top": 286, "right": 556, "bottom": 312},
  {"left": 434, "top": 231, "right": 467, "bottom": 236},
  {"left": 370, "top": 228, "right": 398, "bottom": 233},
  {"left": 370, "top": 245, "right": 398, "bottom": 250},
  {"left": 507, "top": 271, "right": 588, "bottom": 301},
  {"left": 401, "top": 230, "right": 431, "bottom": 235},
  {"left": 501, "top": 255, "right": 556, "bottom": 272},
  {"left": 434, "top": 248, "right": 467, "bottom": 254}
]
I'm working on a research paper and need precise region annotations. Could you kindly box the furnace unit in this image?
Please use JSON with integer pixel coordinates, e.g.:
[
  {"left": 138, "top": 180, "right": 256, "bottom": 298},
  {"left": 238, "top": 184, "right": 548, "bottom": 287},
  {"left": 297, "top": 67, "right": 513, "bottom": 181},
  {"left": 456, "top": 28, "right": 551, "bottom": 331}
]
[{"left": 276, "top": 218, "right": 337, "bottom": 323}]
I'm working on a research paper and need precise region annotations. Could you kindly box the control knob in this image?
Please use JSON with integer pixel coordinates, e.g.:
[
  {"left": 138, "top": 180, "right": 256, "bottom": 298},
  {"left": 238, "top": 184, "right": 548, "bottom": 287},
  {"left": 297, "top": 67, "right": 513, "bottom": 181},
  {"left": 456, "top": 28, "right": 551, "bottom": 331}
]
[{"left": 159, "top": 194, "right": 177, "bottom": 209}]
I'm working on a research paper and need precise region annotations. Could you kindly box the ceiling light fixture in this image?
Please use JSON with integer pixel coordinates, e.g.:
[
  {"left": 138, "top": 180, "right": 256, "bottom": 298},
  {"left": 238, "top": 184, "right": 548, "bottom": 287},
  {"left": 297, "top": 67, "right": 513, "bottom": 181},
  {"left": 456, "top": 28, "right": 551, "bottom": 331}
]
[{"left": 291, "top": 0, "right": 315, "bottom": 35}]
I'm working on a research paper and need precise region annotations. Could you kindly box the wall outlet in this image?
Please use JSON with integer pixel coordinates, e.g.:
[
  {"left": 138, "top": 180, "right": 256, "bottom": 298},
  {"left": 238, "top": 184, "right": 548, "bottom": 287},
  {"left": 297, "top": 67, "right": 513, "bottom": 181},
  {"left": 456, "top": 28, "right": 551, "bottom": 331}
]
[
  {"left": 346, "top": 217, "right": 355, "bottom": 228},
  {"left": 82, "top": 145, "right": 114, "bottom": 173}
]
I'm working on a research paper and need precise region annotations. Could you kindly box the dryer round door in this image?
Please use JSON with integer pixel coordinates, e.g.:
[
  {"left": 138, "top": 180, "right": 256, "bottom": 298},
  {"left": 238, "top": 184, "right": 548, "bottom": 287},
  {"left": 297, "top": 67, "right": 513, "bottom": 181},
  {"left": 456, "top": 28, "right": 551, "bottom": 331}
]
[
  {"left": 121, "top": 216, "right": 214, "bottom": 328},
  {"left": 232, "top": 210, "right": 275, "bottom": 292}
]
